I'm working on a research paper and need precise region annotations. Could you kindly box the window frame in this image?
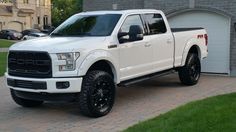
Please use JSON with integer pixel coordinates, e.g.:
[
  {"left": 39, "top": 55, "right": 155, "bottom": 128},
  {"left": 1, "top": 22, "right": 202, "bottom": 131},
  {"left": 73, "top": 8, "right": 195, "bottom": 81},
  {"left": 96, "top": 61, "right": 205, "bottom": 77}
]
[
  {"left": 118, "top": 14, "right": 147, "bottom": 44},
  {"left": 142, "top": 13, "right": 167, "bottom": 35}
]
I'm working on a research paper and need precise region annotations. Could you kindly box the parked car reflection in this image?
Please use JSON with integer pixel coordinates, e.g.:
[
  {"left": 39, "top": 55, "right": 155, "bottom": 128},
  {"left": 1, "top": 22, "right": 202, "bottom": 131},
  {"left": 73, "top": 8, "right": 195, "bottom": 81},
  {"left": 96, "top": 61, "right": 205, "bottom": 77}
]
[
  {"left": 22, "top": 32, "right": 48, "bottom": 40},
  {"left": 0, "top": 29, "right": 22, "bottom": 40},
  {"left": 21, "top": 29, "right": 41, "bottom": 38}
]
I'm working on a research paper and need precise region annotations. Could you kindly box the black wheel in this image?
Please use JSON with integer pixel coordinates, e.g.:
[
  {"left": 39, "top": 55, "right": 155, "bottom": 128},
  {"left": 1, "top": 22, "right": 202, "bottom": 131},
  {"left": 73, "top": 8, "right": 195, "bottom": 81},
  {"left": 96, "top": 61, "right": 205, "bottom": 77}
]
[
  {"left": 7, "top": 36, "right": 11, "bottom": 40},
  {"left": 11, "top": 89, "right": 44, "bottom": 107},
  {"left": 178, "top": 53, "right": 201, "bottom": 86},
  {"left": 79, "top": 70, "right": 116, "bottom": 117}
]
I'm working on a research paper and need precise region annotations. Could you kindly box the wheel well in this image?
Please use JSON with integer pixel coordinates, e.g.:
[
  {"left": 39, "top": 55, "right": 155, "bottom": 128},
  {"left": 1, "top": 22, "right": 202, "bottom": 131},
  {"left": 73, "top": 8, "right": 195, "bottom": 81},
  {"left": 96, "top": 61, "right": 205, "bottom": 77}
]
[
  {"left": 88, "top": 60, "right": 114, "bottom": 78},
  {"left": 189, "top": 45, "right": 200, "bottom": 58}
]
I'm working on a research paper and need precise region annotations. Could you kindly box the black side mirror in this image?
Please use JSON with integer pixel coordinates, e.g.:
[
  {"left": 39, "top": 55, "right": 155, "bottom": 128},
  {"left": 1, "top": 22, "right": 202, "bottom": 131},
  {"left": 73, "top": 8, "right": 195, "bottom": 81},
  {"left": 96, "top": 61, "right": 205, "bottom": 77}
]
[
  {"left": 129, "top": 25, "right": 144, "bottom": 41},
  {"left": 118, "top": 32, "right": 128, "bottom": 38}
]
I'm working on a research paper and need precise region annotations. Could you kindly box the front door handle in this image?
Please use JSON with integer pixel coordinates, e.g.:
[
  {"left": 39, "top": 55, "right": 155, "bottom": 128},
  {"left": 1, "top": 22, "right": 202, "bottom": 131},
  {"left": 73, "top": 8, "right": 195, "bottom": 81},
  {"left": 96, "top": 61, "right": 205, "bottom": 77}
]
[{"left": 145, "top": 43, "right": 151, "bottom": 47}]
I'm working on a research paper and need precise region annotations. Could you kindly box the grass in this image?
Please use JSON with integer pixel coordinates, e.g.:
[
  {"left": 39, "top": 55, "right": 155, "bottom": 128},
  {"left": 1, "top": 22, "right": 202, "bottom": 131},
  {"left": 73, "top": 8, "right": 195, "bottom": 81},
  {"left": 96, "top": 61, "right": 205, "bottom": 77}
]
[
  {"left": 0, "top": 52, "right": 8, "bottom": 76},
  {"left": 0, "top": 39, "right": 15, "bottom": 48},
  {"left": 124, "top": 93, "right": 236, "bottom": 132}
]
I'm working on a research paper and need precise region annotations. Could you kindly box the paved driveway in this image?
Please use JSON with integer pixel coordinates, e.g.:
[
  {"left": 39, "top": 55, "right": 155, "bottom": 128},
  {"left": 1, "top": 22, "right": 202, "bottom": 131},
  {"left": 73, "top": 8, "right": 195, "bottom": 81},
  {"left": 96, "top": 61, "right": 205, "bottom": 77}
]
[{"left": 0, "top": 75, "right": 236, "bottom": 132}]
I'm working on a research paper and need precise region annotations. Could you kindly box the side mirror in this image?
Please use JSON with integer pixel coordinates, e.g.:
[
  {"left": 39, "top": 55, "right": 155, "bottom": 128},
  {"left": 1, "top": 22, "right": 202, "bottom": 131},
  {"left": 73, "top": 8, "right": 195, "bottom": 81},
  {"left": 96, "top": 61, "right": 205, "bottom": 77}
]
[
  {"left": 118, "top": 32, "right": 128, "bottom": 38},
  {"left": 129, "top": 25, "right": 144, "bottom": 41}
]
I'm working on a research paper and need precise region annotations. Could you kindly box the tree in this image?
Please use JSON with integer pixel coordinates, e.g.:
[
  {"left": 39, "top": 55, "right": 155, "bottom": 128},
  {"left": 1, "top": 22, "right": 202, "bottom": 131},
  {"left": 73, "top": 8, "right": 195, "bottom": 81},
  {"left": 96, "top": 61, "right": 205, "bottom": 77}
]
[{"left": 52, "top": 0, "right": 82, "bottom": 27}]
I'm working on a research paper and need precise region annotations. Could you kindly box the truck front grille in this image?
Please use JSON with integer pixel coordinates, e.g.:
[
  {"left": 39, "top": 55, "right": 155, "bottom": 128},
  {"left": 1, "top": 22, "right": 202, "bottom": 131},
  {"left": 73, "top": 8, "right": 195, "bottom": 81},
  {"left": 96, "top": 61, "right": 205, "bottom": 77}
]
[{"left": 8, "top": 51, "right": 52, "bottom": 78}]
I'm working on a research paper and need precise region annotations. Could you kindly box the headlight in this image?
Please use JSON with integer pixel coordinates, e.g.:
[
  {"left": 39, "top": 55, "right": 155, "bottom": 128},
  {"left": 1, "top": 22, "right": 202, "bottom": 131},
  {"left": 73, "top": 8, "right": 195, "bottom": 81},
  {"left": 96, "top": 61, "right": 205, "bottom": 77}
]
[{"left": 57, "top": 52, "right": 80, "bottom": 71}]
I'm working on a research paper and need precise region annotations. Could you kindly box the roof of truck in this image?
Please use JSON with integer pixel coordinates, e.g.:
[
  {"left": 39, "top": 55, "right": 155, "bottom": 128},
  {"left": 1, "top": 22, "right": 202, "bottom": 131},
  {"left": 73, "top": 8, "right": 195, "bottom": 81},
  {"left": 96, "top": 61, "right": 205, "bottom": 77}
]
[{"left": 79, "top": 9, "right": 162, "bottom": 15}]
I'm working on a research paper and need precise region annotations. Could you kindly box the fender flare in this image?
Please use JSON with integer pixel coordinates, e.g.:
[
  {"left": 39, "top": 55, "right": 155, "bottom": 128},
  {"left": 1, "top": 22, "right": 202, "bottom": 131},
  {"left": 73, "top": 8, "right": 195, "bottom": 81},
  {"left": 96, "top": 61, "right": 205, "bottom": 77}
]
[
  {"left": 181, "top": 38, "right": 201, "bottom": 66},
  {"left": 77, "top": 50, "right": 120, "bottom": 83}
]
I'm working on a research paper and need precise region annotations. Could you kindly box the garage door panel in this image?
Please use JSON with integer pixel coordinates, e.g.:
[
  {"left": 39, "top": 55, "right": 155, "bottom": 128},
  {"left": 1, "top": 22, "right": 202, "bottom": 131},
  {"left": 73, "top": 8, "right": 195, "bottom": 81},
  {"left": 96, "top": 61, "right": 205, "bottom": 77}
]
[
  {"left": 8, "top": 22, "right": 23, "bottom": 32},
  {"left": 169, "top": 11, "right": 230, "bottom": 74}
]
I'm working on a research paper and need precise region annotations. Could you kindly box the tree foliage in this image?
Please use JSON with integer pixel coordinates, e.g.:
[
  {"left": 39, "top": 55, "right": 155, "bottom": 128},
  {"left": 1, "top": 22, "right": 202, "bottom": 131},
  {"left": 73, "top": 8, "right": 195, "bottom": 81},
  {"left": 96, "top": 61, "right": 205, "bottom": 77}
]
[{"left": 52, "top": 0, "right": 82, "bottom": 27}]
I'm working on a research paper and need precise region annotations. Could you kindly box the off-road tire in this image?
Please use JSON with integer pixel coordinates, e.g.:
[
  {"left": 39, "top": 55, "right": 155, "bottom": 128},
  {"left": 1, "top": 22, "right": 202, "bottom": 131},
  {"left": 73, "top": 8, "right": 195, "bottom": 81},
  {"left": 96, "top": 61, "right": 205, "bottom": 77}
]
[
  {"left": 178, "top": 53, "right": 201, "bottom": 86},
  {"left": 79, "top": 70, "right": 116, "bottom": 118}
]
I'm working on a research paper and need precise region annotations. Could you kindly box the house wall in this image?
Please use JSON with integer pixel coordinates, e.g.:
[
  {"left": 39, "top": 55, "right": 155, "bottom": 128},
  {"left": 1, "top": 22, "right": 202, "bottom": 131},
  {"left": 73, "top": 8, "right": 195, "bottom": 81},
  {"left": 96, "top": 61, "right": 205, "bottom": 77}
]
[
  {"left": 0, "top": 0, "right": 52, "bottom": 31},
  {"left": 83, "top": 0, "right": 144, "bottom": 11}
]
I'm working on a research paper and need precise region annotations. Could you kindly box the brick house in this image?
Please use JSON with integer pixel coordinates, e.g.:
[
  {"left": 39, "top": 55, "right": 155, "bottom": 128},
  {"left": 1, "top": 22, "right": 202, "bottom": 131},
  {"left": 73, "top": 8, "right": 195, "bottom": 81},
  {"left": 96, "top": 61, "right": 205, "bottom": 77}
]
[
  {"left": 83, "top": 0, "right": 236, "bottom": 76},
  {"left": 0, "top": 0, "right": 51, "bottom": 31}
]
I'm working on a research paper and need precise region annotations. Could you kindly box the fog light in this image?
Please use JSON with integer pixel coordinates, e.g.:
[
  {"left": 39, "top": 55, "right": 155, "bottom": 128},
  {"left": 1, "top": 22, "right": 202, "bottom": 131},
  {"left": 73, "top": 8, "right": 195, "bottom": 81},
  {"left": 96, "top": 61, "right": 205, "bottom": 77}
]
[{"left": 56, "top": 82, "right": 70, "bottom": 89}]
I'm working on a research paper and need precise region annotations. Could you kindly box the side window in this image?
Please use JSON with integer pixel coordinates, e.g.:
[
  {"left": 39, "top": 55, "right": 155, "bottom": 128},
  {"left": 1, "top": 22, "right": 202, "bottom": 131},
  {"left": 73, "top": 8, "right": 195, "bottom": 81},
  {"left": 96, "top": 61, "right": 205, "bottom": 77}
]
[
  {"left": 144, "top": 14, "right": 167, "bottom": 35},
  {"left": 119, "top": 15, "right": 144, "bottom": 43}
]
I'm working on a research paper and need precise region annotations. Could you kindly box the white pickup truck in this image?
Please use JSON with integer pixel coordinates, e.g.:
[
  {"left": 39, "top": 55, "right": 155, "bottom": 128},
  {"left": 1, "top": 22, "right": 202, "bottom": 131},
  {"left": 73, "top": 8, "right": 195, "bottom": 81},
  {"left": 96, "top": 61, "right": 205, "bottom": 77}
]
[{"left": 5, "top": 9, "right": 208, "bottom": 117}]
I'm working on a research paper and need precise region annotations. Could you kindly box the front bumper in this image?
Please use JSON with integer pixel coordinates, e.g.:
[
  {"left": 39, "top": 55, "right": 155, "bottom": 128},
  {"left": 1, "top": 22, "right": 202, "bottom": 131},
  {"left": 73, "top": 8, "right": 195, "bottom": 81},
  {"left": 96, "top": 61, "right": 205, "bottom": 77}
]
[{"left": 5, "top": 73, "right": 83, "bottom": 93}]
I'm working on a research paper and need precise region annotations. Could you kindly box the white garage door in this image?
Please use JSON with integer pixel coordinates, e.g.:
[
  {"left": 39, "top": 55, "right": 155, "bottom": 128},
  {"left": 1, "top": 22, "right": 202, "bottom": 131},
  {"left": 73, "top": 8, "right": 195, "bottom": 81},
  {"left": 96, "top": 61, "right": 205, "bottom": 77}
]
[
  {"left": 8, "top": 21, "right": 23, "bottom": 32},
  {"left": 168, "top": 11, "right": 230, "bottom": 74}
]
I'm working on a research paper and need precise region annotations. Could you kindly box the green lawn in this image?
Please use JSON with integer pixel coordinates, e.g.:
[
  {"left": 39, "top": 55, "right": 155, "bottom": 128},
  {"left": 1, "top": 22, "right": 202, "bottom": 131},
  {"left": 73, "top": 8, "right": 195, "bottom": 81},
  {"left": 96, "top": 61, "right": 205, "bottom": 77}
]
[
  {"left": 124, "top": 93, "right": 236, "bottom": 132},
  {"left": 0, "top": 52, "right": 8, "bottom": 76},
  {"left": 0, "top": 39, "right": 15, "bottom": 48}
]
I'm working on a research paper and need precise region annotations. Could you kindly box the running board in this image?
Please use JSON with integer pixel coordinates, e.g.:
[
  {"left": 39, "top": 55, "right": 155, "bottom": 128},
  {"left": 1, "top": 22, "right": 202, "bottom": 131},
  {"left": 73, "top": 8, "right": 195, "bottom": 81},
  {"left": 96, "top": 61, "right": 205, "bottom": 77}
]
[{"left": 118, "top": 69, "right": 175, "bottom": 87}]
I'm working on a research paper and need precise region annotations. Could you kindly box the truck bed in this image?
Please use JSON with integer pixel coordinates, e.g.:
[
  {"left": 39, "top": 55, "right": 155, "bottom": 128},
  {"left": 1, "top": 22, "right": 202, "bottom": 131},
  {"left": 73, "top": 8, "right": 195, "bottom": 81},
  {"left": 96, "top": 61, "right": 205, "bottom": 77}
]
[
  {"left": 171, "top": 28, "right": 204, "bottom": 32},
  {"left": 172, "top": 27, "right": 207, "bottom": 67}
]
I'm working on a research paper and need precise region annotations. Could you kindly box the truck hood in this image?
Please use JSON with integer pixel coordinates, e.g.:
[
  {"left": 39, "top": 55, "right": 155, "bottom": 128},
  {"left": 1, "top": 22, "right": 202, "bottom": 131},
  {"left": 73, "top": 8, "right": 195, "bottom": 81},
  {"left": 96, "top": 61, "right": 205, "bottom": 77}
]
[{"left": 10, "top": 37, "right": 107, "bottom": 53}]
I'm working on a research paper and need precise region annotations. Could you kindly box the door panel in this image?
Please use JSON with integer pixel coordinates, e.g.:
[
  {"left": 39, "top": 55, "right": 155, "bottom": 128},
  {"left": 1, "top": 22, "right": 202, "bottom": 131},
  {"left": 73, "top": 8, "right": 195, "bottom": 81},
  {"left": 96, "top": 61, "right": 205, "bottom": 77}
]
[
  {"left": 118, "top": 15, "right": 153, "bottom": 80},
  {"left": 119, "top": 38, "right": 153, "bottom": 80},
  {"left": 147, "top": 33, "right": 174, "bottom": 71},
  {"left": 144, "top": 13, "right": 174, "bottom": 72}
]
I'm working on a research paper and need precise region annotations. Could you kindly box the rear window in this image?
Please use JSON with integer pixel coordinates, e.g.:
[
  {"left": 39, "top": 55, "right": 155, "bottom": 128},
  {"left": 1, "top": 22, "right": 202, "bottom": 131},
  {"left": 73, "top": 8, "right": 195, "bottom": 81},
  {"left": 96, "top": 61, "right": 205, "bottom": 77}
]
[{"left": 144, "top": 14, "right": 167, "bottom": 35}]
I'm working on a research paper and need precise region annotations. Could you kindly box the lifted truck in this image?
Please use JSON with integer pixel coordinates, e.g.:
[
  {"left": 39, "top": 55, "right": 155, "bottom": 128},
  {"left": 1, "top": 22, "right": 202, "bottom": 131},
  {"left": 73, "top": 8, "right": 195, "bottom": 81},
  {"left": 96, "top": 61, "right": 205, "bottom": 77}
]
[{"left": 5, "top": 9, "right": 208, "bottom": 117}]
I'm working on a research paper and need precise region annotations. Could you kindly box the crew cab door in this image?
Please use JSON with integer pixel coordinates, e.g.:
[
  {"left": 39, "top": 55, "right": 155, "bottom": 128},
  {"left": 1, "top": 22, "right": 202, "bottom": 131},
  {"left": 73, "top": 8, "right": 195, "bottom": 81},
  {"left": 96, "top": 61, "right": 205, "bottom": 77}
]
[
  {"left": 118, "top": 15, "right": 153, "bottom": 81},
  {"left": 143, "top": 13, "right": 174, "bottom": 71}
]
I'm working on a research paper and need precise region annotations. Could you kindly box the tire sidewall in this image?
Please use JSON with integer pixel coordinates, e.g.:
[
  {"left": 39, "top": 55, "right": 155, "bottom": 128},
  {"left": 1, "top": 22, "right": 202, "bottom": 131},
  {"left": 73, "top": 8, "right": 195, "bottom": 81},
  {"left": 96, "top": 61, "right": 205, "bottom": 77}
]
[
  {"left": 80, "top": 70, "right": 116, "bottom": 117},
  {"left": 186, "top": 54, "right": 201, "bottom": 83},
  {"left": 179, "top": 53, "right": 201, "bottom": 86}
]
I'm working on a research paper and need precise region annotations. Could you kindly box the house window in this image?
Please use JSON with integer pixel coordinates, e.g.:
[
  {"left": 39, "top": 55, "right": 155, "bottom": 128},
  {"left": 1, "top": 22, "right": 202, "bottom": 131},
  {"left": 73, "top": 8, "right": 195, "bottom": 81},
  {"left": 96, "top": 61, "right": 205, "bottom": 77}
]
[
  {"left": 38, "top": 16, "right": 40, "bottom": 24},
  {"left": 43, "top": 15, "right": 48, "bottom": 27},
  {"left": 23, "top": 0, "right": 29, "bottom": 4}
]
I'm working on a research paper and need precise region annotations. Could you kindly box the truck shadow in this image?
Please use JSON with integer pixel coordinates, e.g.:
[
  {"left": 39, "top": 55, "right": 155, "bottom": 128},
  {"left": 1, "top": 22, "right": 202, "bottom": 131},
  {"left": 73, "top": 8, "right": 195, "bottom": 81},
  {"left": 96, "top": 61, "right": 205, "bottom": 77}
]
[{"left": 6, "top": 75, "right": 193, "bottom": 119}]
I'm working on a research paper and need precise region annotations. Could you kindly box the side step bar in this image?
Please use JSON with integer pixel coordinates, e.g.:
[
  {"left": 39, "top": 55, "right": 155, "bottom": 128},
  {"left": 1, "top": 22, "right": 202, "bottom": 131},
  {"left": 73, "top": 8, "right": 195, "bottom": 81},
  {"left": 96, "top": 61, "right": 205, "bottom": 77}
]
[{"left": 118, "top": 69, "right": 175, "bottom": 87}]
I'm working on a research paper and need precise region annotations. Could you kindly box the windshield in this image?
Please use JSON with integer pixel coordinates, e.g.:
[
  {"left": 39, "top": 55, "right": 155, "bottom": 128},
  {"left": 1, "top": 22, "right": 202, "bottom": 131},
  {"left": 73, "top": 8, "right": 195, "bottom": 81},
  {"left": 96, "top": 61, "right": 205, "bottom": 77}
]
[{"left": 51, "top": 14, "right": 121, "bottom": 37}]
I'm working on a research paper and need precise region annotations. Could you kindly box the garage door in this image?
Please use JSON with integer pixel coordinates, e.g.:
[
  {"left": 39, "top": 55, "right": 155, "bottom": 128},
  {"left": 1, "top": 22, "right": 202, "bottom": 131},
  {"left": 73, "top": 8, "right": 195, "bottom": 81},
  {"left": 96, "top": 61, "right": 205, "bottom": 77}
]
[
  {"left": 168, "top": 11, "right": 230, "bottom": 74},
  {"left": 8, "top": 21, "right": 23, "bottom": 32}
]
